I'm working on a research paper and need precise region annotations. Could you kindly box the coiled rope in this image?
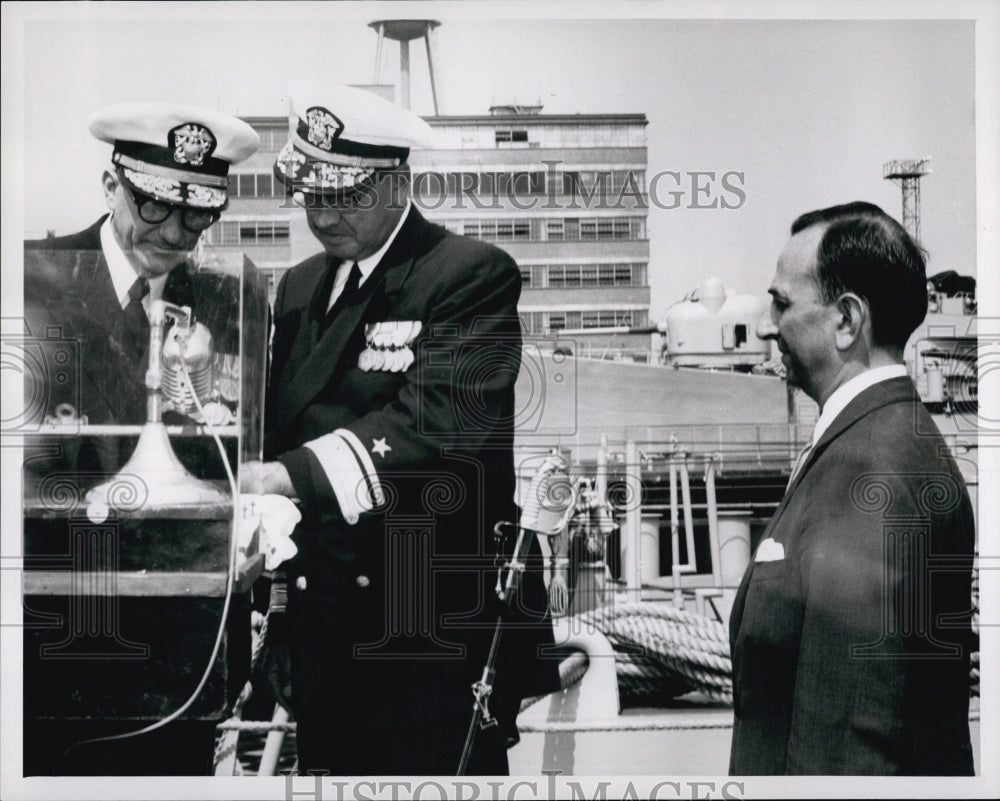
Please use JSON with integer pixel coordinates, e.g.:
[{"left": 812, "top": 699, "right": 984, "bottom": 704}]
[{"left": 574, "top": 601, "right": 732, "bottom": 704}]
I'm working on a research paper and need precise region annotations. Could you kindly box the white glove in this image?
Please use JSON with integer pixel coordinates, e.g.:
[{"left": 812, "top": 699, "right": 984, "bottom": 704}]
[{"left": 239, "top": 494, "right": 300, "bottom": 570}]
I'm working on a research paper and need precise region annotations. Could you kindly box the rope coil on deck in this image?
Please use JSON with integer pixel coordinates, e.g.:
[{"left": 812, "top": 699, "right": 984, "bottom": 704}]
[{"left": 575, "top": 601, "right": 733, "bottom": 704}]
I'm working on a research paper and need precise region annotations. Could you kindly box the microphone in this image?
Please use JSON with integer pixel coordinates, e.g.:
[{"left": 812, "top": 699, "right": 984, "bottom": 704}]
[
  {"left": 460, "top": 453, "right": 578, "bottom": 773},
  {"left": 495, "top": 453, "right": 578, "bottom": 600},
  {"left": 159, "top": 306, "right": 215, "bottom": 422},
  {"left": 520, "top": 453, "right": 577, "bottom": 535}
]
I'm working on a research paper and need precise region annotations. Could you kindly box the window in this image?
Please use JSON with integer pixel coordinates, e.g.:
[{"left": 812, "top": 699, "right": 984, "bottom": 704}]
[
  {"left": 255, "top": 128, "right": 286, "bottom": 151},
  {"left": 495, "top": 129, "right": 530, "bottom": 147},
  {"left": 520, "top": 311, "right": 545, "bottom": 335},
  {"left": 220, "top": 222, "right": 239, "bottom": 246},
  {"left": 432, "top": 218, "right": 645, "bottom": 244},
  {"left": 230, "top": 173, "right": 280, "bottom": 198},
  {"left": 211, "top": 220, "right": 290, "bottom": 246}
]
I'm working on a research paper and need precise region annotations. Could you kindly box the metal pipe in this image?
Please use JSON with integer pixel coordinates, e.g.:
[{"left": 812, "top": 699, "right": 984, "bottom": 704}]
[
  {"left": 678, "top": 454, "right": 697, "bottom": 574},
  {"left": 424, "top": 27, "right": 440, "bottom": 114},
  {"left": 31, "top": 424, "right": 238, "bottom": 437},
  {"left": 668, "top": 455, "right": 682, "bottom": 607},
  {"left": 373, "top": 22, "right": 385, "bottom": 84},
  {"left": 596, "top": 434, "right": 608, "bottom": 500},
  {"left": 705, "top": 456, "right": 722, "bottom": 588},
  {"left": 257, "top": 704, "right": 290, "bottom": 776},
  {"left": 399, "top": 37, "right": 410, "bottom": 109},
  {"left": 624, "top": 439, "right": 641, "bottom": 602}
]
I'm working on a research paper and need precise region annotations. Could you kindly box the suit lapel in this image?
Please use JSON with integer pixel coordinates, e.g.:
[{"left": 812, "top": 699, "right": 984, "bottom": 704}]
[
  {"left": 730, "top": 376, "right": 918, "bottom": 639},
  {"left": 279, "top": 208, "right": 426, "bottom": 426},
  {"left": 786, "top": 377, "right": 917, "bottom": 494}
]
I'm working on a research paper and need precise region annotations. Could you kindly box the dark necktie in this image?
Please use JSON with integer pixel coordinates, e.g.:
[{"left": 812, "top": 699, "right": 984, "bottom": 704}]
[
  {"left": 321, "top": 262, "right": 362, "bottom": 331},
  {"left": 122, "top": 276, "right": 150, "bottom": 362}
]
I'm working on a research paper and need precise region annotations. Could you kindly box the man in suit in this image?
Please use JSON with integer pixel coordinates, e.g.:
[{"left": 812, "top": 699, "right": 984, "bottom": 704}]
[
  {"left": 729, "top": 201, "right": 976, "bottom": 774},
  {"left": 241, "top": 82, "right": 558, "bottom": 775},
  {"left": 23, "top": 102, "right": 258, "bottom": 473},
  {"left": 21, "top": 103, "right": 259, "bottom": 776}
]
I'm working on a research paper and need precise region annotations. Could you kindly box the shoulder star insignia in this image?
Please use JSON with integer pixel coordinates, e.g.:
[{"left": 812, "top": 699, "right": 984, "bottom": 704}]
[{"left": 371, "top": 437, "right": 392, "bottom": 458}]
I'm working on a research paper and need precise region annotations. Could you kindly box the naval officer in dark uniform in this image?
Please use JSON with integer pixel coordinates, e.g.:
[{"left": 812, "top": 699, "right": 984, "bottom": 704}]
[
  {"left": 23, "top": 102, "right": 259, "bottom": 474},
  {"left": 21, "top": 102, "right": 259, "bottom": 776},
  {"left": 242, "top": 81, "right": 558, "bottom": 775}
]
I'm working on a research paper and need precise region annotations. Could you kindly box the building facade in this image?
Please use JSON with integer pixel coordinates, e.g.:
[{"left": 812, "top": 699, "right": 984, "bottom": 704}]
[
  {"left": 414, "top": 106, "right": 650, "bottom": 356},
  {"left": 203, "top": 102, "right": 651, "bottom": 356}
]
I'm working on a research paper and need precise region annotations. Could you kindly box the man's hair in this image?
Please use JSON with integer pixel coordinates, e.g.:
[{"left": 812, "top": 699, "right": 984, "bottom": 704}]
[{"left": 791, "top": 201, "right": 928, "bottom": 349}]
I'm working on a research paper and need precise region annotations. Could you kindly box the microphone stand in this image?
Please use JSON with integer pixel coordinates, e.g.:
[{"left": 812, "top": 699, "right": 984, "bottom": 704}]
[{"left": 457, "top": 520, "right": 534, "bottom": 775}]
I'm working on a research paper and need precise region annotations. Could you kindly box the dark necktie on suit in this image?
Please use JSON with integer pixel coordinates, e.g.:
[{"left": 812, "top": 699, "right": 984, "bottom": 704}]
[
  {"left": 122, "top": 276, "right": 150, "bottom": 361},
  {"left": 321, "top": 262, "right": 362, "bottom": 332}
]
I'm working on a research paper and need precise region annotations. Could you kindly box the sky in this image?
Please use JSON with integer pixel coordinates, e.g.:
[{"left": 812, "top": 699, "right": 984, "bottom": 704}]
[{"left": 4, "top": 2, "right": 987, "bottom": 320}]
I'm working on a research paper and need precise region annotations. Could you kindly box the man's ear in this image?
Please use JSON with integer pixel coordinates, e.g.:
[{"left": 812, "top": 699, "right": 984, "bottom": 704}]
[
  {"left": 834, "top": 292, "right": 868, "bottom": 351},
  {"left": 101, "top": 169, "right": 119, "bottom": 212}
]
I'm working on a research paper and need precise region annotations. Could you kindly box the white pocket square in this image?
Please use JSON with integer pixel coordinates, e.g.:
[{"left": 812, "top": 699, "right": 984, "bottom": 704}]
[{"left": 755, "top": 538, "right": 785, "bottom": 563}]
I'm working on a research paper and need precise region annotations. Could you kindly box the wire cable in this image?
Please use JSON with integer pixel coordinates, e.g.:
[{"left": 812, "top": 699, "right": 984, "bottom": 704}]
[{"left": 64, "top": 358, "right": 240, "bottom": 758}]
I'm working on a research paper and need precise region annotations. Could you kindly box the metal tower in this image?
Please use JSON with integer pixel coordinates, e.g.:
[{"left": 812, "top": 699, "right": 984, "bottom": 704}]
[
  {"left": 883, "top": 158, "right": 931, "bottom": 242},
  {"left": 369, "top": 20, "right": 442, "bottom": 114}
]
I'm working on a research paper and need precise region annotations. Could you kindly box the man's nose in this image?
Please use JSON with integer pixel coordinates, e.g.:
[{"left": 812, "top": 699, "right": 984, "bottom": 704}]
[
  {"left": 756, "top": 312, "right": 778, "bottom": 340},
  {"left": 157, "top": 210, "right": 188, "bottom": 246},
  {"left": 310, "top": 208, "right": 343, "bottom": 228}
]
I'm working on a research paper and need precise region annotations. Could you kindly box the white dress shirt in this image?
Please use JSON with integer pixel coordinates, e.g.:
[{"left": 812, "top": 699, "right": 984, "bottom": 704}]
[
  {"left": 100, "top": 216, "right": 167, "bottom": 313},
  {"left": 811, "top": 364, "right": 909, "bottom": 446},
  {"left": 325, "top": 198, "right": 412, "bottom": 311}
]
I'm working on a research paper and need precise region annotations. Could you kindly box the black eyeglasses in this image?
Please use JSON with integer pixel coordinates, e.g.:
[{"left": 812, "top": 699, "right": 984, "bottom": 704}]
[{"left": 124, "top": 184, "right": 221, "bottom": 233}]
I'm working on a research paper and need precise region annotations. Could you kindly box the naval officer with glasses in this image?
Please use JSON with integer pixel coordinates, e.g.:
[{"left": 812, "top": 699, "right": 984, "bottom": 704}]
[
  {"left": 21, "top": 103, "right": 258, "bottom": 777},
  {"left": 23, "top": 102, "right": 259, "bottom": 473}
]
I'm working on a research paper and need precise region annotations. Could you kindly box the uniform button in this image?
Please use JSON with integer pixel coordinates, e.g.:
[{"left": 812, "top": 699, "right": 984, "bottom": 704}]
[
  {"left": 355, "top": 574, "right": 370, "bottom": 588},
  {"left": 295, "top": 575, "right": 308, "bottom": 591}
]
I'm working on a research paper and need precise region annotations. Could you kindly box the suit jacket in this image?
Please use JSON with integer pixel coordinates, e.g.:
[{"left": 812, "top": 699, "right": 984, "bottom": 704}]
[
  {"left": 23, "top": 217, "right": 241, "bottom": 480},
  {"left": 265, "top": 207, "right": 558, "bottom": 769},
  {"left": 729, "top": 377, "right": 975, "bottom": 775}
]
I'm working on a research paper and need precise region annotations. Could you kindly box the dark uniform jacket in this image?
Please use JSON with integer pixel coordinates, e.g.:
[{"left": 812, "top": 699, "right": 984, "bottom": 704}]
[
  {"left": 23, "top": 217, "right": 239, "bottom": 479},
  {"left": 265, "top": 206, "right": 558, "bottom": 774},
  {"left": 729, "top": 377, "right": 976, "bottom": 775}
]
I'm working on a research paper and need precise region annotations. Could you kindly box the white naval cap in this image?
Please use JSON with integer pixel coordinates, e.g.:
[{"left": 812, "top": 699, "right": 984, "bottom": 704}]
[
  {"left": 274, "top": 81, "right": 435, "bottom": 195},
  {"left": 89, "top": 102, "right": 260, "bottom": 211}
]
